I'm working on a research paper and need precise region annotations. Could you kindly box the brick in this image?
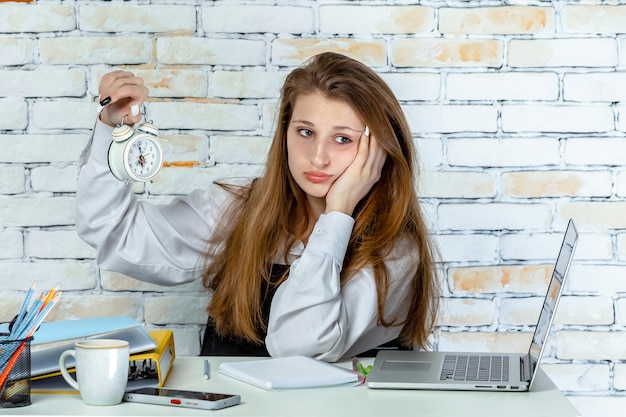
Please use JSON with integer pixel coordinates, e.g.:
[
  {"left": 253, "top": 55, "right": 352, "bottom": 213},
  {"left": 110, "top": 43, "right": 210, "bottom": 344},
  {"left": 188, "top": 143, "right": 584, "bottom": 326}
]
[
  {"left": 53, "top": 295, "right": 141, "bottom": 322},
  {"left": 0, "top": 230, "right": 23, "bottom": 259},
  {"left": 272, "top": 38, "right": 387, "bottom": 67},
  {"left": 416, "top": 138, "right": 443, "bottom": 169},
  {"left": 438, "top": 203, "right": 552, "bottom": 231},
  {"left": 202, "top": 5, "right": 313, "bottom": 34},
  {"left": 450, "top": 265, "right": 552, "bottom": 294},
  {"left": 500, "top": 297, "right": 542, "bottom": 326},
  {"left": 564, "top": 73, "right": 626, "bottom": 102},
  {"left": 501, "top": 104, "right": 614, "bottom": 133},
  {"left": 565, "top": 138, "right": 626, "bottom": 166},
  {"left": 613, "top": 364, "right": 626, "bottom": 390},
  {"left": 211, "top": 136, "right": 271, "bottom": 164},
  {"left": 0, "top": 296, "right": 22, "bottom": 322},
  {"left": 438, "top": 298, "right": 495, "bottom": 327},
  {"left": 0, "top": 134, "right": 88, "bottom": 163},
  {"left": 158, "top": 326, "right": 202, "bottom": 356},
  {"left": 613, "top": 298, "right": 626, "bottom": 326},
  {"left": 157, "top": 38, "right": 266, "bottom": 66},
  {"left": 26, "top": 230, "right": 95, "bottom": 259},
  {"left": 144, "top": 295, "right": 209, "bottom": 325},
  {"left": 436, "top": 234, "right": 498, "bottom": 263},
  {"left": 212, "top": 71, "right": 287, "bottom": 99},
  {"left": 33, "top": 100, "right": 97, "bottom": 129},
  {"left": 447, "top": 138, "right": 560, "bottom": 167},
  {"left": 555, "top": 296, "right": 614, "bottom": 326},
  {"left": 501, "top": 170, "right": 612, "bottom": 198},
  {"left": 392, "top": 38, "right": 503, "bottom": 68},
  {"left": 447, "top": 72, "right": 558, "bottom": 101},
  {"left": 567, "top": 264, "right": 626, "bottom": 294},
  {"left": 0, "top": 69, "right": 85, "bottom": 98},
  {"left": 562, "top": 5, "right": 626, "bottom": 34},
  {"left": 101, "top": 271, "right": 203, "bottom": 292},
  {"left": 420, "top": 170, "right": 495, "bottom": 198},
  {"left": 437, "top": 330, "right": 532, "bottom": 353},
  {"left": 616, "top": 233, "right": 626, "bottom": 261},
  {"left": 380, "top": 73, "right": 441, "bottom": 101},
  {"left": 543, "top": 363, "right": 610, "bottom": 392},
  {"left": 31, "top": 166, "right": 79, "bottom": 193},
  {"left": 0, "top": 197, "right": 75, "bottom": 227},
  {"left": 508, "top": 38, "right": 617, "bottom": 67},
  {"left": 0, "top": 166, "right": 26, "bottom": 194},
  {"left": 440, "top": 6, "right": 555, "bottom": 35},
  {"left": 148, "top": 102, "right": 258, "bottom": 131},
  {"left": 0, "top": 262, "right": 95, "bottom": 291},
  {"left": 558, "top": 201, "right": 626, "bottom": 230},
  {"left": 79, "top": 5, "right": 196, "bottom": 33},
  {"left": 39, "top": 36, "right": 152, "bottom": 65},
  {"left": 0, "top": 38, "right": 34, "bottom": 65},
  {"left": 556, "top": 330, "right": 626, "bottom": 360},
  {"left": 320, "top": 5, "right": 434, "bottom": 34},
  {"left": 160, "top": 134, "right": 209, "bottom": 165},
  {"left": 502, "top": 232, "right": 612, "bottom": 262},
  {"left": 91, "top": 69, "right": 209, "bottom": 99},
  {"left": 403, "top": 105, "right": 498, "bottom": 133},
  {"left": 0, "top": 4, "right": 74, "bottom": 32},
  {"left": 0, "top": 100, "right": 27, "bottom": 130}
]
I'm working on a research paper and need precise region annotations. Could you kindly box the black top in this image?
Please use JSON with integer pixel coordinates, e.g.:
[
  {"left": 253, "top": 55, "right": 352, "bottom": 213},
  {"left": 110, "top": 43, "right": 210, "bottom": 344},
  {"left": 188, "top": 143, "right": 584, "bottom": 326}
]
[{"left": 200, "top": 263, "right": 406, "bottom": 357}]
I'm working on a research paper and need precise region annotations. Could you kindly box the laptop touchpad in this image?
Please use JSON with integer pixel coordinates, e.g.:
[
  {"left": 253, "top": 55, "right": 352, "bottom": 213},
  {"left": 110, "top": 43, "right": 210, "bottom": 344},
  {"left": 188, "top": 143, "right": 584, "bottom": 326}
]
[{"left": 382, "top": 360, "right": 431, "bottom": 372}]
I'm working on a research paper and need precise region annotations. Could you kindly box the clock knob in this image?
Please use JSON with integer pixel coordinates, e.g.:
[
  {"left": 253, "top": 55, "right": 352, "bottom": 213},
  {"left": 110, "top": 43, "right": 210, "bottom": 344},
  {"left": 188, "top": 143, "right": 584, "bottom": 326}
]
[{"left": 112, "top": 125, "right": 134, "bottom": 142}]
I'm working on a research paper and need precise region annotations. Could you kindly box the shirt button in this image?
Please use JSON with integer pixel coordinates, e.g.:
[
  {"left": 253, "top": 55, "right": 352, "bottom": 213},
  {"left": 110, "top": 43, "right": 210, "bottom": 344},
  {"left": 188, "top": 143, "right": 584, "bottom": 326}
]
[{"left": 314, "top": 228, "right": 323, "bottom": 234}]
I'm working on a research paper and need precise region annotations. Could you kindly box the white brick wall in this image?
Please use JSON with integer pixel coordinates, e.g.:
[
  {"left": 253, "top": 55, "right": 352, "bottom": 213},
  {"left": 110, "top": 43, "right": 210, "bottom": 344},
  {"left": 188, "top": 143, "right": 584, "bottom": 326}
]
[{"left": 2, "top": 1, "right": 626, "bottom": 414}]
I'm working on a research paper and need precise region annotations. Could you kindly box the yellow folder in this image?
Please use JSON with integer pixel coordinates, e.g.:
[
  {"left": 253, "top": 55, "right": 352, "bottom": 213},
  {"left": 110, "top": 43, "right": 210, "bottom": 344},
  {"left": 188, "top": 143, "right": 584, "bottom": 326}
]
[{"left": 31, "top": 329, "right": 175, "bottom": 394}]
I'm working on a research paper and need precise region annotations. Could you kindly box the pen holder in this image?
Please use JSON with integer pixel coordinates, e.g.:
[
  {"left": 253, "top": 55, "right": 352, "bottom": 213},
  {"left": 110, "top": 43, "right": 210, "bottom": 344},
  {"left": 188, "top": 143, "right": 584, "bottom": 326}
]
[{"left": 0, "top": 334, "right": 32, "bottom": 408}]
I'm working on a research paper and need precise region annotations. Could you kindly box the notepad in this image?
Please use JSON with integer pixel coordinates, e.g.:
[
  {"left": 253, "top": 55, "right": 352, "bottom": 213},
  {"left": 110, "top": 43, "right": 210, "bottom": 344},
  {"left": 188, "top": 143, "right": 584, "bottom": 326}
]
[{"left": 218, "top": 356, "right": 359, "bottom": 391}]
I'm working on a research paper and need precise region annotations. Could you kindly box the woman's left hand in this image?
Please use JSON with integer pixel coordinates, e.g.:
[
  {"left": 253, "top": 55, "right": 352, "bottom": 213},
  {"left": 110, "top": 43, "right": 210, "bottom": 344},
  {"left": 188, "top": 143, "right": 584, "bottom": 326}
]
[{"left": 325, "top": 127, "right": 387, "bottom": 216}]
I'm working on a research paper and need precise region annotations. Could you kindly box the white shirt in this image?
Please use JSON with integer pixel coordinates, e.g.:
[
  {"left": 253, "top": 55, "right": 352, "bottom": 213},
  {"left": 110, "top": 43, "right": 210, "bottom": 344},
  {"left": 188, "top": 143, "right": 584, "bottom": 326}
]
[{"left": 75, "top": 119, "right": 419, "bottom": 362}]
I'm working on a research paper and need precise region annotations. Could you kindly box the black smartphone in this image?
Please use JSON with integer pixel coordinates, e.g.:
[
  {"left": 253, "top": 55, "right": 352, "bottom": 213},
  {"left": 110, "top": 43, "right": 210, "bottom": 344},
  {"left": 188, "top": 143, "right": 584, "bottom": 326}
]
[{"left": 123, "top": 387, "right": 241, "bottom": 410}]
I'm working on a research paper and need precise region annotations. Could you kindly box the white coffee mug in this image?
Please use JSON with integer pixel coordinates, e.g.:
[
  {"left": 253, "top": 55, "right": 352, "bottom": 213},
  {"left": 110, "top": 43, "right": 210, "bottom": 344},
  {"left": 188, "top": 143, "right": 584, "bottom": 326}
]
[{"left": 58, "top": 339, "right": 129, "bottom": 406}]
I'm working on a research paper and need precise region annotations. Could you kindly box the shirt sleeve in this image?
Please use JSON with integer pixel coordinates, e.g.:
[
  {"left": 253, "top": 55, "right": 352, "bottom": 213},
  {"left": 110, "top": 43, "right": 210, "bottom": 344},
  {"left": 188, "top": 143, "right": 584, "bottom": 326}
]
[
  {"left": 75, "top": 118, "right": 225, "bottom": 286},
  {"left": 265, "top": 211, "right": 418, "bottom": 362}
]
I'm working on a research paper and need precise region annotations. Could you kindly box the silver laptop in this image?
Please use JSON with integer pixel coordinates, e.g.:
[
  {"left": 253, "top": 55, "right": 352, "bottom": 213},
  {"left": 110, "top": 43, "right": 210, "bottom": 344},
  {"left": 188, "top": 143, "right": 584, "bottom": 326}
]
[{"left": 366, "top": 219, "right": 578, "bottom": 392}]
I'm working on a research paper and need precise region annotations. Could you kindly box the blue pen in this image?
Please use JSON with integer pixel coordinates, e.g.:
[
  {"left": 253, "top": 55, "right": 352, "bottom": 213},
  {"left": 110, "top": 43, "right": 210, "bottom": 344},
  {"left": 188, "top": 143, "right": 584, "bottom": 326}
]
[{"left": 203, "top": 359, "right": 210, "bottom": 380}]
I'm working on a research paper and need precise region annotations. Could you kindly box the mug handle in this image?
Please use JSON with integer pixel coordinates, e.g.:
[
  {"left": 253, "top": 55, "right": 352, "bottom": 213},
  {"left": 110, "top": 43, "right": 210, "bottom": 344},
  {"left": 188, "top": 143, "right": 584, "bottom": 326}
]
[{"left": 59, "top": 350, "right": 80, "bottom": 391}]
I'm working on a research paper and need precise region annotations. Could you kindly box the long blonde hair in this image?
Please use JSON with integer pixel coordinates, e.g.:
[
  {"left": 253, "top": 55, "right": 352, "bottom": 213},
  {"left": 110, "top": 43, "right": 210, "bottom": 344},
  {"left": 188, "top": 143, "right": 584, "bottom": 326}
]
[{"left": 203, "top": 52, "right": 439, "bottom": 349}]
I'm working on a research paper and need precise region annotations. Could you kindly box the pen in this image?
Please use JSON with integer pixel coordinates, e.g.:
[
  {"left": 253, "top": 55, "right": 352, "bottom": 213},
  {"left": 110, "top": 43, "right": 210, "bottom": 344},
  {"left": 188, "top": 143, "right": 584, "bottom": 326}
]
[{"left": 203, "top": 359, "right": 210, "bottom": 380}]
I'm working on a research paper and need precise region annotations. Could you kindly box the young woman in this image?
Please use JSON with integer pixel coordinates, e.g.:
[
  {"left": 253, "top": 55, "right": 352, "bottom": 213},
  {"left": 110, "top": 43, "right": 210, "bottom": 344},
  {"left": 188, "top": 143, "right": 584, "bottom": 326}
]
[{"left": 76, "top": 52, "right": 439, "bottom": 362}]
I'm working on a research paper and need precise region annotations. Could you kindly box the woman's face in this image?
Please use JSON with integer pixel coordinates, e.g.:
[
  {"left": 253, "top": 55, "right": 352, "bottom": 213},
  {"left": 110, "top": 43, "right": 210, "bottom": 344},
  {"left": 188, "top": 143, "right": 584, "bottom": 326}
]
[{"left": 286, "top": 91, "right": 365, "bottom": 214}]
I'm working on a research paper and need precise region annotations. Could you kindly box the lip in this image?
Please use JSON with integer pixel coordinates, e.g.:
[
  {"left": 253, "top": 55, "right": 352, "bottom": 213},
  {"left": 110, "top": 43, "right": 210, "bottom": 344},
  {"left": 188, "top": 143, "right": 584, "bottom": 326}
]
[{"left": 304, "top": 172, "right": 332, "bottom": 183}]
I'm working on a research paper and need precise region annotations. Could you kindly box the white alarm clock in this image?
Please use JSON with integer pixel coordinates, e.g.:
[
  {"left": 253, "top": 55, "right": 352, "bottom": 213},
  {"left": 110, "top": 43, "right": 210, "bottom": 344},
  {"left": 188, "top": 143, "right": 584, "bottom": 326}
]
[{"left": 108, "top": 121, "right": 163, "bottom": 182}]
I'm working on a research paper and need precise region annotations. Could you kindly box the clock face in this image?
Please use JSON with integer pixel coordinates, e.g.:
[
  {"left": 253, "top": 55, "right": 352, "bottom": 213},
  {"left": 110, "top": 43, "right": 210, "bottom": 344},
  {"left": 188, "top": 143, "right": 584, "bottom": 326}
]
[{"left": 126, "top": 135, "right": 162, "bottom": 181}]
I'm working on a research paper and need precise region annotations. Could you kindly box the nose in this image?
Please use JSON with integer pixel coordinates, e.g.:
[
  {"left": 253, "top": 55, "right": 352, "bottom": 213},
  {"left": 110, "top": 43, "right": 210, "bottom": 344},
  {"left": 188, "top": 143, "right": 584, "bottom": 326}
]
[{"left": 310, "top": 138, "right": 330, "bottom": 168}]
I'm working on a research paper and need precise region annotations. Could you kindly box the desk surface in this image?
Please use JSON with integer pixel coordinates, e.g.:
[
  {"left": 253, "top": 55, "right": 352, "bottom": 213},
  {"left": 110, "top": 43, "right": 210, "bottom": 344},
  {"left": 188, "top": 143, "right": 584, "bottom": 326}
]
[{"left": 10, "top": 356, "right": 581, "bottom": 417}]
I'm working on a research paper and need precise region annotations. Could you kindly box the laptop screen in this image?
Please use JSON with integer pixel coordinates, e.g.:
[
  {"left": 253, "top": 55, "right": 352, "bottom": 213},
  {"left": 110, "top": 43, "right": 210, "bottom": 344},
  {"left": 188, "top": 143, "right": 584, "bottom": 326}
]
[{"left": 527, "top": 219, "right": 578, "bottom": 386}]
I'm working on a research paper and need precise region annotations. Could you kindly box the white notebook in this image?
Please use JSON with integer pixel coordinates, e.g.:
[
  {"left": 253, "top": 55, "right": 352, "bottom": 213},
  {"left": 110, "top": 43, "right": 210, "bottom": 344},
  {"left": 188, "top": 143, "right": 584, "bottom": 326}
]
[{"left": 218, "top": 356, "right": 359, "bottom": 391}]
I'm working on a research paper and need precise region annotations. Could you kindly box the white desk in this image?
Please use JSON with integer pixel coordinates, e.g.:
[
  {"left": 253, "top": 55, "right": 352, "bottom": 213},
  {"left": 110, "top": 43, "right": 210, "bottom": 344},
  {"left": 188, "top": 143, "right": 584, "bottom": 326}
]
[{"left": 10, "top": 356, "right": 581, "bottom": 417}]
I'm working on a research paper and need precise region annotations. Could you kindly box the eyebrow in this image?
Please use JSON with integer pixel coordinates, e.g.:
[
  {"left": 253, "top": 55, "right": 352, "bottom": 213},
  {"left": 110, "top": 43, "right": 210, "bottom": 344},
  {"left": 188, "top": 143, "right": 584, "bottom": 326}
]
[{"left": 290, "top": 119, "right": 362, "bottom": 133}]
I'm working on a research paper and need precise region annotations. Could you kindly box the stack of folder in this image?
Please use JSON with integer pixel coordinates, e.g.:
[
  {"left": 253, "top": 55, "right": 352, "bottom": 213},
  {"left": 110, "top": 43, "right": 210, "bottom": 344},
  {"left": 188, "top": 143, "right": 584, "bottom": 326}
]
[{"left": 1, "top": 316, "right": 175, "bottom": 394}]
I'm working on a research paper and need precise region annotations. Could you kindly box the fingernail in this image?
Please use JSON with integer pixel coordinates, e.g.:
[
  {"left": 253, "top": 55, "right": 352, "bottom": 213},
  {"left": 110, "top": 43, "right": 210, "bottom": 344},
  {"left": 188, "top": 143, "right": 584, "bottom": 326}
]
[
  {"left": 131, "top": 104, "right": 139, "bottom": 117},
  {"left": 364, "top": 126, "right": 370, "bottom": 137}
]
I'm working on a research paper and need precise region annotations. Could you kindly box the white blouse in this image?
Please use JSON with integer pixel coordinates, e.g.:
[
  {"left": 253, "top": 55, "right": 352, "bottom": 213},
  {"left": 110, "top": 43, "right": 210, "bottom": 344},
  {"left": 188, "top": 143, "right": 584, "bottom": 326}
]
[{"left": 75, "top": 119, "right": 419, "bottom": 362}]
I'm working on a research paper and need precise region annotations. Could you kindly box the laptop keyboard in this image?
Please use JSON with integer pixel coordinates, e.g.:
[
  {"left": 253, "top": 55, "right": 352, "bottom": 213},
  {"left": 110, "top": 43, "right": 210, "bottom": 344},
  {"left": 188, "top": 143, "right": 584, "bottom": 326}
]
[{"left": 440, "top": 354, "right": 510, "bottom": 382}]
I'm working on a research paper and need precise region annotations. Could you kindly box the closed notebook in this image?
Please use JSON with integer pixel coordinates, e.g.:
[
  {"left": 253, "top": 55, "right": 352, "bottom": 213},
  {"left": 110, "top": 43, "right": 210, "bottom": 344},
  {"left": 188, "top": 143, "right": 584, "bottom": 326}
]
[{"left": 218, "top": 356, "right": 359, "bottom": 390}]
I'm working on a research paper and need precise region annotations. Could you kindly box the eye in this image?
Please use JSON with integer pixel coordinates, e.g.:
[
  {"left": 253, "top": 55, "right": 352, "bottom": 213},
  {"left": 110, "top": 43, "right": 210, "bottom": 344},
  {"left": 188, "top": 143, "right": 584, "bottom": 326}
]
[
  {"left": 334, "top": 136, "right": 352, "bottom": 145},
  {"left": 297, "top": 128, "right": 313, "bottom": 137}
]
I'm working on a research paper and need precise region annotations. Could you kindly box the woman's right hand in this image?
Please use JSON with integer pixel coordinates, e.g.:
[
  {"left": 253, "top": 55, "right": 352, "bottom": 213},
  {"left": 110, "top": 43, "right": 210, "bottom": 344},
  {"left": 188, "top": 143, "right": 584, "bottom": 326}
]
[{"left": 97, "top": 70, "right": 149, "bottom": 127}]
